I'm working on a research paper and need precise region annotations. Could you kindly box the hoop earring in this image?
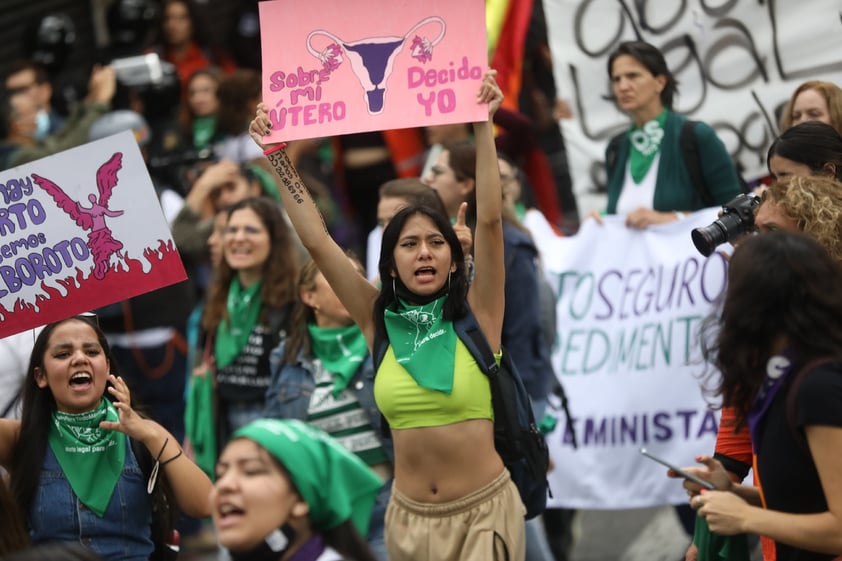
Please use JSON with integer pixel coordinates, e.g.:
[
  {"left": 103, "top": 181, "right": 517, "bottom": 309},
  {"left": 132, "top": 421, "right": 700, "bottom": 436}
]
[
  {"left": 392, "top": 277, "right": 396, "bottom": 299},
  {"left": 447, "top": 270, "right": 452, "bottom": 292}
]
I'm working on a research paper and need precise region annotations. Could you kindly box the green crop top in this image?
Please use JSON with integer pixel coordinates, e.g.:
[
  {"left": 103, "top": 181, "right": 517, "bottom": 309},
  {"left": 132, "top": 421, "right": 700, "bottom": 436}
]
[{"left": 374, "top": 339, "right": 493, "bottom": 429}]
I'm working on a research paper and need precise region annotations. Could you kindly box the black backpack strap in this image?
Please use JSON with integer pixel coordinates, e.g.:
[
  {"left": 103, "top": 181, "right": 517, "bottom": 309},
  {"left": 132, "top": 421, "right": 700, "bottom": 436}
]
[
  {"left": 458, "top": 314, "right": 525, "bottom": 441},
  {"left": 550, "top": 381, "right": 578, "bottom": 449},
  {"left": 371, "top": 326, "right": 392, "bottom": 439},
  {"left": 604, "top": 131, "right": 625, "bottom": 180},
  {"left": 372, "top": 327, "right": 389, "bottom": 372},
  {"left": 458, "top": 311, "right": 497, "bottom": 375},
  {"left": 679, "top": 119, "right": 714, "bottom": 207}
]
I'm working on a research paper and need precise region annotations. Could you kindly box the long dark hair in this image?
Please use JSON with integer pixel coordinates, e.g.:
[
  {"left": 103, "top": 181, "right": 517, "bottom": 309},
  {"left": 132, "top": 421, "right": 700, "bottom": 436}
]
[
  {"left": 0, "top": 478, "right": 28, "bottom": 555},
  {"left": 321, "top": 521, "right": 378, "bottom": 561},
  {"left": 202, "top": 197, "right": 298, "bottom": 332},
  {"left": 766, "top": 121, "right": 842, "bottom": 181},
  {"left": 607, "top": 41, "right": 679, "bottom": 110},
  {"left": 10, "top": 315, "right": 121, "bottom": 521},
  {"left": 374, "top": 205, "right": 468, "bottom": 336},
  {"left": 701, "top": 232, "right": 842, "bottom": 425},
  {"left": 215, "top": 69, "right": 262, "bottom": 137},
  {"left": 154, "top": 0, "right": 212, "bottom": 50}
]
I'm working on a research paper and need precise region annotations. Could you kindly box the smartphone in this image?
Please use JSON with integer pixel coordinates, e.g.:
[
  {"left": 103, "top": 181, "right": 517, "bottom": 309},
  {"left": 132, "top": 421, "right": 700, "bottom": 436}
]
[{"left": 639, "top": 448, "right": 716, "bottom": 490}]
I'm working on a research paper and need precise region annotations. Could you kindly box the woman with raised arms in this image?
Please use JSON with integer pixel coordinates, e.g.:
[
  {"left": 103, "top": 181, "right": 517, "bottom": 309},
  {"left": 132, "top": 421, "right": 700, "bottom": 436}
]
[{"left": 249, "top": 70, "right": 525, "bottom": 561}]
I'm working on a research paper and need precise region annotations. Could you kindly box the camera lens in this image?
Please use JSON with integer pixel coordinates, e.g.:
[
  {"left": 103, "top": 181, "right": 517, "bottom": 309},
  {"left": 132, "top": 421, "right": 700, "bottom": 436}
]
[
  {"left": 692, "top": 213, "right": 752, "bottom": 257},
  {"left": 691, "top": 222, "right": 726, "bottom": 257},
  {"left": 690, "top": 194, "right": 760, "bottom": 257}
]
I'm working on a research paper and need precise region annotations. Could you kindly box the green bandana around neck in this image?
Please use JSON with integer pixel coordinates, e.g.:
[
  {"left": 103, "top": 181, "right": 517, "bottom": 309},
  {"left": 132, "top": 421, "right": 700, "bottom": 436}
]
[
  {"left": 234, "top": 419, "right": 383, "bottom": 536},
  {"left": 192, "top": 115, "right": 216, "bottom": 150},
  {"left": 48, "top": 398, "right": 126, "bottom": 517},
  {"left": 382, "top": 295, "right": 456, "bottom": 394},
  {"left": 216, "top": 277, "right": 264, "bottom": 369},
  {"left": 628, "top": 109, "right": 668, "bottom": 183},
  {"left": 307, "top": 323, "right": 369, "bottom": 397}
]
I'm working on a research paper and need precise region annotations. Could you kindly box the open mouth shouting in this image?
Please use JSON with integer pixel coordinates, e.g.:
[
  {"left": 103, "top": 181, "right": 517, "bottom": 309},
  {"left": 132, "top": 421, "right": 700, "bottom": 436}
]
[{"left": 69, "top": 372, "right": 94, "bottom": 391}]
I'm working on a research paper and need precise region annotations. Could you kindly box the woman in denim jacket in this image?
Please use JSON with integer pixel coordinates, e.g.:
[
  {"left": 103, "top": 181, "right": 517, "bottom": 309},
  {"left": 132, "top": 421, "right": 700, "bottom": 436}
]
[
  {"left": 263, "top": 256, "right": 393, "bottom": 561},
  {"left": 0, "top": 315, "right": 212, "bottom": 561}
]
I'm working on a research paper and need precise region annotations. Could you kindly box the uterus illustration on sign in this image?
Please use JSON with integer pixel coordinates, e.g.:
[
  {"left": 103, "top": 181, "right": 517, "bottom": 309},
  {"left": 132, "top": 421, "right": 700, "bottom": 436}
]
[{"left": 306, "top": 16, "right": 446, "bottom": 115}]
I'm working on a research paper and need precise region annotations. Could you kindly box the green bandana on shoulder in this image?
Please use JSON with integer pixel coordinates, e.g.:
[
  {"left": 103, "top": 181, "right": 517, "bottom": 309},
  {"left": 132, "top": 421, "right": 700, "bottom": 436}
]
[
  {"left": 48, "top": 398, "right": 126, "bottom": 517},
  {"left": 216, "top": 277, "right": 264, "bottom": 369},
  {"left": 628, "top": 109, "right": 668, "bottom": 183},
  {"left": 307, "top": 323, "right": 369, "bottom": 397},
  {"left": 383, "top": 295, "right": 456, "bottom": 393}
]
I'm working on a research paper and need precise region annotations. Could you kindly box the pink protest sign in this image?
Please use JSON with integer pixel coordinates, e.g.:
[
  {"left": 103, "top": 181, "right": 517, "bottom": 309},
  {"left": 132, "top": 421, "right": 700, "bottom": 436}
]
[
  {"left": 0, "top": 131, "right": 187, "bottom": 338},
  {"left": 258, "top": 0, "right": 488, "bottom": 141}
]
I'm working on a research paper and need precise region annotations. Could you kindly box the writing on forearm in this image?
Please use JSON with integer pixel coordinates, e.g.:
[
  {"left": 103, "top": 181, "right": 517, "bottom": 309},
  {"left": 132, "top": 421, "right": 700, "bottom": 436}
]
[
  {"left": 266, "top": 148, "right": 329, "bottom": 234},
  {"left": 267, "top": 150, "right": 308, "bottom": 205}
]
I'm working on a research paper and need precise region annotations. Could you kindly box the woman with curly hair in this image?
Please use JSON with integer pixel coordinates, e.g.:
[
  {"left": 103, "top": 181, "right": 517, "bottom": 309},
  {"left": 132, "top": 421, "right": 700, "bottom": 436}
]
[
  {"left": 201, "top": 197, "right": 299, "bottom": 443},
  {"left": 755, "top": 176, "right": 842, "bottom": 262},
  {"left": 679, "top": 173, "right": 842, "bottom": 561}
]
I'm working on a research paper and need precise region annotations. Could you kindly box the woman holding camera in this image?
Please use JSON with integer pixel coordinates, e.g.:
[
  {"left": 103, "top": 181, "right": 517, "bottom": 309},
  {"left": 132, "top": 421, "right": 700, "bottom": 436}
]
[
  {"left": 682, "top": 174, "right": 842, "bottom": 561},
  {"left": 603, "top": 41, "right": 742, "bottom": 228}
]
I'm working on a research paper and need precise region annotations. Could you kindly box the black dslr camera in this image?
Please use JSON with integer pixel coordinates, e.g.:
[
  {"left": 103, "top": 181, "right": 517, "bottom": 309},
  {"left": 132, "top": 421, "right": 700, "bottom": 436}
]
[{"left": 691, "top": 193, "right": 760, "bottom": 257}]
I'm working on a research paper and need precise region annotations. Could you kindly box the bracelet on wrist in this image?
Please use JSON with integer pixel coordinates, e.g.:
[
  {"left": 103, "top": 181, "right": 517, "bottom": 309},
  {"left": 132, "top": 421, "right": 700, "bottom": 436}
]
[
  {"left": 160, "top": 448, "right": 183, "bottom": 467},
  {"left": 263, "top": 142, "right": 288, "bottom": 156}
]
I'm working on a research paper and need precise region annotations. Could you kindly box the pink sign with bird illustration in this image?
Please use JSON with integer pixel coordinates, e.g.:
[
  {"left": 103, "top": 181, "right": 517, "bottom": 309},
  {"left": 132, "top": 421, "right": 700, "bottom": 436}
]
[
  {"left": 258, "top": 0, "right": 488, "bottom": 142},
  {"left": 0, "top": 131, "right": 187, "bottom": 338}
]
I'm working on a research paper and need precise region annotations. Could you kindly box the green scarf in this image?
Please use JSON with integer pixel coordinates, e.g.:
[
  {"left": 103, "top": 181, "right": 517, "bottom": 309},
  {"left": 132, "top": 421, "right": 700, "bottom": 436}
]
[
  {"left": 216, "top": 277, "right": 264, "bottom": 369},
  {"left": 692, "top": 512, "right": 751, "bottom": 561},
  {"left": 234, "top": 419, "right": 383, "bottom": 536},
  {"left": 185, "top": 369, "right": 217, "bottom": 479},
  {"left": 48, "top": 398, "right": 126, "bottom": 517},
  {"left": 628, "top": 109, "right": 668, "bottom": 183},
  {"left": 192, "top": 115, "right": 216, "bottom": 150},
  {"left": 383, "top": 295, "right": 456, "bottom": 394},
  {"left": 307, "top": 323, "right": 369, "bottom": 397}
]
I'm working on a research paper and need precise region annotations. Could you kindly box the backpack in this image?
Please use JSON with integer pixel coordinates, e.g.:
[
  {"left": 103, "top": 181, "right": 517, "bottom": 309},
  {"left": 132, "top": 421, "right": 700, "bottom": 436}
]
[
  {"left": 131, "top": 439, "right": 180, "bottom": 561},
  {"left": 373, "top": 307, "right": 551, "bottom": 519},
  {"left": 605, "top": 120, "right": 749, "bottom": 205}
]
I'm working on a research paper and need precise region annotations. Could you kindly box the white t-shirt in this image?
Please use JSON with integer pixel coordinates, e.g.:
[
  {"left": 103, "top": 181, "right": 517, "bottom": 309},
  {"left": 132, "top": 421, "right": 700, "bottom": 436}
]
[{"left": 615, "top": 153, "right": 660, "bottom": 216}]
